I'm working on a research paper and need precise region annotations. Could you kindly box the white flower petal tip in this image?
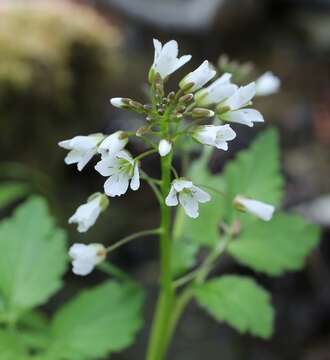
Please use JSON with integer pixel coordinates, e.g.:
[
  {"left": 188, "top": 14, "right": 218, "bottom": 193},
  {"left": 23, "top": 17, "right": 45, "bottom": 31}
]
[
  {"left": 223, "top": 109, "right": 264, "bottom": 127},
  {"left": 165, "top": 179, "right": 211, "bottom": 218},
  {"left": 69, "top": 243, "right": 106, "bottom": 276},
  {"left": 195, "top": 73, "right": 238, "bottom": 106},
  {"left": 256, "top": 71, "right": 281, "bottom": 96},
  {"left": 69, "top": 193, "right": 108, "bottom": 233},
  {"left": 95, "top": 150, "right": 140, "bottom": 197},
  {"left": 58, "top": 133, "right": 104, "bottom": 171},
  {"left": 193, "top": 124, "right": 236, "bottom": 150},
  {"left": 158, "top": 139, "right": 172, "bottom": 157},
  {"left": 179, "top": 60, "right": 216, "bottom": 92},
  {"left": 150, "top": 39, "right": 191, "bottom": 80},
  {"left": 110, "top": 97, "right": 128, "bottom": 108},
  {"left": 234, "top": 195, "right": 275, "bottom": 221},
  {"left": 221, "top": 82, "right": 256, "bottom": 111},
  {"left": 98, "top": 131, "right": 128, "bottom": 158}
]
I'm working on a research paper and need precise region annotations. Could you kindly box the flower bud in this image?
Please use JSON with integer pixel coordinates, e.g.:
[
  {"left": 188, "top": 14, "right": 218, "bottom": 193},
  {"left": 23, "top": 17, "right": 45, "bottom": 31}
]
[
  {"left": 110, "top": 97, "right": 131, "bottom": 109},
  {"left": 158, "top": 139, "right": 172, "bottom": 157},
  {"left": 192, "top": 108, "right": 215, "bottom": 118},
  {"left": 178, "top": 93, "right": 194, "bottom": 104}
]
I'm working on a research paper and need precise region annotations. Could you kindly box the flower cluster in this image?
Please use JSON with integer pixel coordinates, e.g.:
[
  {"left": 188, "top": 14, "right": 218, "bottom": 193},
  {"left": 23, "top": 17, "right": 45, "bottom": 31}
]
[{"left": 59, "top": 39, "right": 279, "bottom": 275}]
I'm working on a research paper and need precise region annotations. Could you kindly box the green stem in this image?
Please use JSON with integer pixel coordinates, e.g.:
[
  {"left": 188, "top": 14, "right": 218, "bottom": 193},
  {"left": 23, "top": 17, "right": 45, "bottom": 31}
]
[
  {"left": 98, "top": 262, "right": 132, "bottom": 282},
  {"left": 106, "top": 229, "right": 161, "bottom": 253},
  {"left": 146, "top": 134, "right": 175, "bottom": 360}
]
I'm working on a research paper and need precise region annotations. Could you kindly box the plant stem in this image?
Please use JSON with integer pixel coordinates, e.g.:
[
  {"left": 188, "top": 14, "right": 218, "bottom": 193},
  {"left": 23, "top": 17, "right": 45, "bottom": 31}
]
[
  {"left": 146, "top": 144, "right": 175, "bottom": 360},
  {"left": 106, "top": 229, "right": 161, "bottom": 253}
]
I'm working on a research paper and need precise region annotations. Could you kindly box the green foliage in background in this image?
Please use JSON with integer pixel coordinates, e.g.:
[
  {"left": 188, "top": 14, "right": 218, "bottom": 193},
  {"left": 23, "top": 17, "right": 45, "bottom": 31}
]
[
  {"left": 172, "top": 129, "right": 320, "bottom": 338},
  {"left": 0, "top": 1, "right": 121, "bottom": 167},
  {"left": 0, "top": 197, "right": 144, "bottom": 359}
]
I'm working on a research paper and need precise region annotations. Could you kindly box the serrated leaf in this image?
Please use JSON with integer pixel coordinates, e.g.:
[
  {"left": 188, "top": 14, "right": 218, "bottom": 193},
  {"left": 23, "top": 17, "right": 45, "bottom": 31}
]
[
  {"left": 194, "top": 275, "right": 274, "bottom": 338},
  {"left": 0, "top": 330, "right": 28, "bottom": 360},
  {"left": 228, "top": 213, "right": 320, "bottom": 276},
  {"left": 0, "top": 182, "right": 29, "bottom": 209},
  {"left": 0, "top": 197, "right": 67, "bottom": 316},
  {"left": 222, "top": 128, "right": 283, "bottom": 224},
  {"left": 49, "top": 281, "right": 144, "bottom": 360}
]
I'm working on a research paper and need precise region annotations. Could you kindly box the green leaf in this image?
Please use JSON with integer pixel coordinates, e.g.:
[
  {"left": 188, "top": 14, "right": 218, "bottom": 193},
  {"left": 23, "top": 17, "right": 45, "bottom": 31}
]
[
  {"left": 0, "top": 330, "right": 28, "bottom": 360},
  {"left": 0, "top": 196, "right": 67, "bottom": 316},
  {"left": 194, "top": 275, "right": 274, "bottom": 338},
  {"left": 171, "top": 236, "right": 199, "bottom": 277},
  {"left": 0, "top": 182, "right": 29, "bottom": 209},
  {"left": 222, "top": 128, "right": 283, "bottom": 224},
  {"left": 228, "top": 213, "right": 320, "bottom": 276},
  {"left": 50, "top": 281, "right": 144, "bottom": 359}
]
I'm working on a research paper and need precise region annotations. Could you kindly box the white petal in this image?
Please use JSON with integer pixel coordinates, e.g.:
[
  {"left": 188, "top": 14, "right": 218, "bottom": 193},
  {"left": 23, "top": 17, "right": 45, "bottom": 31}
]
[
  {"left": 68, "top": 198, "right": 102, "bottom": 232},
  {"left": 158, "top": 139, "right": 172, "bottom": 157},
  {"left": 104, "top": 173, "right": 130, "bottom": 197},
  {"left": 193, "top": 126, "right": 217, "bottom": 146},
  {"left": 116, "top": 150, "right": 134, "bottom": 164},
  {"left": 180, "top": 60, "right": 216, "bottom": 92},
  {"left": 235, "top": 196, "right": 275, "bottom": 221},
  {"left": 196, "top": 74, "right": 237, "bottom": 106},
  {"left": 77, "top": 150, "right": 95, "bottom": 171},
  {"left": 256, "top": 71, "right": 280, "bottom": 96},
  {"left": 191, "top": 186, "right": 211, "bottom": 203},
  {"left": 172, "top": 178, "right": 193, "bottom": 192},
  {"left": 95, "top": 156, "right": 118, "bottom": 177},
  {"left": 64, "top": 150, "right": 83, "bottom": 165},
  {"left": 153, "top": 38, "right": 162, "bottom": 63},
  {"left": 224, "top": 109, "right": 264, "bottom": 127},
  {"left": 165, "top": 186, "right": 179, "bottom": 206},
  {"left": 223, "top": 82, "right": 256, "bottom": 110},
  {"left": 58, "top": 139, "right": 72, "bottom": 150},
  {"left": 98, "top": 131, "right": 128, "bottom": 157},
  {"left": 179, "top": 192, "right": 199, "bottom": 218},
  {"left": 152, "top": 39, "right": 191, "bottom": 79},
  {"left": 72, "top": 260, "right": 95, "bottom": 276},
  {"left": 130, "top": 163, "right": 140, "bottom": 191}
]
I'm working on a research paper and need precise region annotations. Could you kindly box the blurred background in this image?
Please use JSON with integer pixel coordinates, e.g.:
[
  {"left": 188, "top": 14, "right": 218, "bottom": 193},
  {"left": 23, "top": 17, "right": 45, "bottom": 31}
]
[{"left": 1, "top": 0, "right": 330, "bottom": 359}]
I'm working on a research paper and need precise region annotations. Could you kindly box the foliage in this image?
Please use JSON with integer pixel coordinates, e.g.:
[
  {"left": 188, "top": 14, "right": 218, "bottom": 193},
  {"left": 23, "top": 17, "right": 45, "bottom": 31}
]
[
  {"left": 194, "top": 275, "right": 274, "bottom": 338},
  {"left": 173, "top": 129, "right": 320, "bottom": 338},
  {"left": 0, "top": 197, "right": 144, "bottom": 359}
]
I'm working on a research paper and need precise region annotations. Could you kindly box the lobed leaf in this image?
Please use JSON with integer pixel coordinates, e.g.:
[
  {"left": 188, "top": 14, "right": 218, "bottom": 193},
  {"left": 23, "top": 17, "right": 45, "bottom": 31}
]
[
  {"left": 0, "top": 196, "right": 67, "bottom": 317},
  {"left": 49, "top": 281, "right": 144, "bottom": 360},
  {"left": 228, "top": 213, "right": 320, "bottom": 276}
]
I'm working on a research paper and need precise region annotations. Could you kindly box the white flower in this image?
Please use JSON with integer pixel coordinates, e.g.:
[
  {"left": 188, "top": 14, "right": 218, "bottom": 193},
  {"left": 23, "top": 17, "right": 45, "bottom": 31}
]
[
  {"left": 179, "top": 60, "right": 216, "bottom": 92},
  {"left": 69, "top": 243, "right": 106, "bottom": 276},
  {"left": 98, "top": 131, "right": 128, "bottom": 158},
  {"left": 69, "top": 193, "right": 108, "bottom": 233},
  {"left": 150, "top": 39, "right": 191, "bottom": 80},
  {"left": 158, "top": 139, "right": 172, "bottom": 157},
  {"left": 58, "top": 133, "right": 104, "bottom": 171},
  {"left": 95, "top": 150, "right": 140, "bottom": 197},
  {"left": 195, "top": 73, "right": 238, "bottom": 106},
  {"left": 165, "top": 178, "right": 211, "bottom": 218},
  {"left": 234, "top": 195, "right": 275, "bottom": 221},
  {"left": 255, "top": 71, "right": 280, "bottom": 96},
  {"left": 193, "top": 124, "right": 236, "bottom": 151},
  {"left": 218, "top": 82, "right": 264, "bottom": 127},
  {"left": 221, "top": 82, "right": 256, "bottom": 110}
]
